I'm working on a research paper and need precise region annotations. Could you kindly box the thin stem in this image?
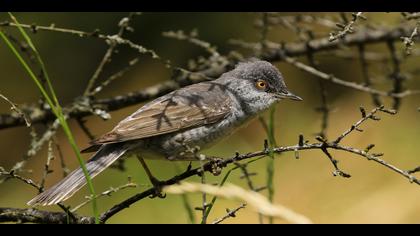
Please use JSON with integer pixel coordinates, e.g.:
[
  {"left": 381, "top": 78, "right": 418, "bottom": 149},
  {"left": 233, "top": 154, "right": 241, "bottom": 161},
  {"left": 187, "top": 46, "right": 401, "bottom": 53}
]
[
  {"left": 212, "top": 203, "right": 247, "bottom": 224},
  {"left": 283, "top": 56, "right": 420, "bottom": 98},
  {"left": 0, "top": 16, "right": 99, "bottom": 223},
  {"left": 199, "top": 160, "right": 208, "bottom": 224},
  {"left": 84, "top": 13, "right": 136, "bottom": 95},
  {"left": 175, "top": 164, "right": 196, "bottom": 224},
  {"left": 266, "top": 106, "right": 276, "bottom": 224}
]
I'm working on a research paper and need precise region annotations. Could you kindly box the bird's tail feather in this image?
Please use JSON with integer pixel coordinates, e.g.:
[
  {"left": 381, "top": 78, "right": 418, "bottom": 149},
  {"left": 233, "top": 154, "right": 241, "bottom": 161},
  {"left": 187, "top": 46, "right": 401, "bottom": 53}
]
[{"left": 27, "top": 143, "right": 128, "bottom": 206}]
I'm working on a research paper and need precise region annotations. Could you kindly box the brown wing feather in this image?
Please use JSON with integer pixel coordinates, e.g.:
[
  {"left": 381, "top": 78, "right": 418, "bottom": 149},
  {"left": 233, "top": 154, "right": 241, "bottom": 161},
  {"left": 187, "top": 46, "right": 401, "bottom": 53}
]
[{"left": 91, "top": 82, "right": 232, "bottom": 145}]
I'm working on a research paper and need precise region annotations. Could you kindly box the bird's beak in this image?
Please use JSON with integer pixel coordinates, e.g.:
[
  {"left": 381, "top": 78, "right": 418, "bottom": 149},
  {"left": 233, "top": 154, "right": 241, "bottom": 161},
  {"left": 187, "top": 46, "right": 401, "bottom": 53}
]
[{"left": 275, "top": 90, "right": 303, "bottom": 101}]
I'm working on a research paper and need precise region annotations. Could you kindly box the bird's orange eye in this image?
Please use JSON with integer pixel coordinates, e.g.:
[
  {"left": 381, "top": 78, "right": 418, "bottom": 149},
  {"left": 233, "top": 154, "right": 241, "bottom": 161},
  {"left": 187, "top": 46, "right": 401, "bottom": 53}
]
[{"left": 256, "top": 80, "right": 267, "bottom": 90}]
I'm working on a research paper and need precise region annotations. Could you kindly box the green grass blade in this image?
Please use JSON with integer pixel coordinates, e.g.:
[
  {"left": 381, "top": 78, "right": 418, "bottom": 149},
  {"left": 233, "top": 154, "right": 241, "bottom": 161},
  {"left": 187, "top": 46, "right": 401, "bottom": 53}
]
[
  {"left": 202, "top": 167, "right": 234, "bottom": 223},
  {"left": 266, "top": 106, "right": 277, "bottom": 224},
  {"left": 180, "top": 194, "right": 196, "bottom": 224},
  {"left": 174, "top": 164, "right": 196, "bottom": 224},
  {"left": 0, "top": 31, "right": 56, "bottom": 113},
  {"left": 0, "top": 18, "right": 99, "bottom": 223},
  {"left": 8, "top": 12, "right": 60, "bottom": 107}
]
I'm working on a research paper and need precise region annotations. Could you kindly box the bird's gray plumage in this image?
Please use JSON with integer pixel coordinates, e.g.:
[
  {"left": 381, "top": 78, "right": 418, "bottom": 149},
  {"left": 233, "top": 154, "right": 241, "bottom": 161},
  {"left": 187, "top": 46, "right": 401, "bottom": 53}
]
[{"left": 27, "top": 59, "right": 302, "bottom": 206}]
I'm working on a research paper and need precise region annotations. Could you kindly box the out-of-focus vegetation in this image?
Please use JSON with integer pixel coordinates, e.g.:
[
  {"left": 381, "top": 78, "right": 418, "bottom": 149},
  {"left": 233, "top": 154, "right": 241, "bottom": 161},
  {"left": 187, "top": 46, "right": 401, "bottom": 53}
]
[{"left": 0, "top": 12, "right": 419, "bottom": 224}]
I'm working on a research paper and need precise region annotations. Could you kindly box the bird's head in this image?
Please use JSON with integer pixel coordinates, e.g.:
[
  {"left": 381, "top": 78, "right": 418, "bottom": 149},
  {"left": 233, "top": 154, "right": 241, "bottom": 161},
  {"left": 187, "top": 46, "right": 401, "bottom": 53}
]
[{"left": 221, "top": 59, "right": 302, "bottom": 114}]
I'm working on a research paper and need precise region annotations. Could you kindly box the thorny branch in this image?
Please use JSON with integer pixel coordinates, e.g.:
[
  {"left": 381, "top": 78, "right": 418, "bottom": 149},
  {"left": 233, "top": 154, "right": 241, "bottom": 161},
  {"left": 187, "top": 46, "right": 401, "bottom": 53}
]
[
  {"left": 39, "top": 141, "right": 55, "bottom": 192},
  {"left": 70, "top": 179, "right": 137, "bottom": 212},
  {"left": 401, "top": 21, "right": 419, "bottom": 55},
  {"left": 358, "top": 44, "right": 382, "bottom": 106},
  {"left": 0, "top": 169, "right": 41, "bottom": 190},
  {"left": 387, "top": 41, "right": 405, "bottom": 110},
  {"left": 163, "top": 29, "right": 220, "bottom": 57},
  {"left": 333, "top": 106, "right": 396, "bottom": 144},
  {"left": 0, "top": 93, "right": 31, "bottom": 127},
  {"left": 401, "top": 12, "right": 420, "bottom": 57},
  {"left": 329, "top": 12, "right": 367, "bottom": 42},
  {"left": 281, "top": 56, "right": 420, "bottom": 99},
  {"left": 211, "top": 203, "right": 247, "bottom": 224},
  {"left": 306, "top": 49, "right": 330, "bottom": 138},
  {"left": 407, "top": 166, "right": 420, "bottom": 174},
  {"left": 235, "top": 161, "right": 265, "bottom": 223},
  {"left": 84, "top": 12, "right": 139, "bottom": 96},
  {"left": 402, "top": 12, "right": 420, "bottom": 20},
  {"left": 53, "top": 138, "right": 70, "bottom": 177},
  {"left": 0, "top": 207, "right": 93, "bottom": 224}
]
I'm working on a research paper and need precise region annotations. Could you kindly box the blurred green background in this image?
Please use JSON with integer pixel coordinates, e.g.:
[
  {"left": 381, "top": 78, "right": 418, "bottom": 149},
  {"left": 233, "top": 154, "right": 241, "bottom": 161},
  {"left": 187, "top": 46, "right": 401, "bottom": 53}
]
[{"left": 0, "top": 12, "right": 419, "bottom": 224}]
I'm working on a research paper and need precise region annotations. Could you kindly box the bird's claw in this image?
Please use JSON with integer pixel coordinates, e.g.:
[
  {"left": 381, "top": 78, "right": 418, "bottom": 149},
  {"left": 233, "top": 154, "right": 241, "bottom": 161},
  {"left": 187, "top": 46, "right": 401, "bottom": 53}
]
[
  {"left": 205, "top": 156, "right": 224, "bottom": 176},
  {"left": 149, "top": 177, "right": 167, "bottom": 199},
  {"left": 149, "top": 190, "right": 166, "bottom": 199}
]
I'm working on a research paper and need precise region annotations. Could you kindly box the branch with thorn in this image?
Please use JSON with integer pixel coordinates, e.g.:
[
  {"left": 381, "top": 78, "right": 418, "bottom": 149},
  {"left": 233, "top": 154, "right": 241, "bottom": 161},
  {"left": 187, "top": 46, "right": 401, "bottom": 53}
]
[
  {"left": 329, "top": 12, "right": 367, "bottom": 42},
  {"left": 401, "top": 21, "right": 419, "bottom": 55},
  {"left": 212, "top": 203, "right": 247, "bottom": 224}
]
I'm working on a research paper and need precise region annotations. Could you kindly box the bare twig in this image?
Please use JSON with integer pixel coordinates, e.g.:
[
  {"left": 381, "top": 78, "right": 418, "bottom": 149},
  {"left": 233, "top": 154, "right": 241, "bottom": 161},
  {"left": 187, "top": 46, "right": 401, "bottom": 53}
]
[
  {"left": 259, "top": 12, "right": 269, "bottom": 52},
  {"left": 0, "top": 207, "right": 93, "bottom": 224},
  {"left": 387, "top": 41, "right": 405, "bottom": 110},
  {"left": 173, "top": 165, "right": 196, "bottom": 224},
  {"left": 235, "top": 162, "right": 259, "bottom": 192},
  {"left": 53, "top": 138, "right": 70, "bottom": 177},
  {"left": 89, "top": 57, "right": 140, "bottom": 96},
  {"left": 212, "top": 203, "right": 247, "bottom": 224},
  {"left": 329, "top": 12, "right": 367, "bottom": 42},
  {"left": 0, "top": 169, "right": 41, "bottom": 190},
  {"left": 402, "top": 12, "right": 420, "bottom": 20},
  {"left": 282, "top": 56, "right": 420, "bottom": 99},
  {"left": 264, "top": 24, "right": 415, "bottom": 57},
  {"left": 0, "top": 18, "right": 159, "bottom": 63},
  {"left": 320, "top": 144, "right": 351, "bottom": 178},
  {"left": 163, "top": 29, "right": 220, "bottom": 57},
  {"left": 84, "top": 13, "right": 137, "bottom": 96},
  {"left": 307, "top": 50, "right": 330, "bottom": 138},
  {"left": 358, "top": 44, "right": 382, "bottom": 106},
  {"left": 76, "top": 117, "right": 95, "bottom": 140},
  {"left": 23, "top": 118, "right": 60, "bottom": 164},
  {"left": 0, "top": 93, "right": 30, "bottom": 127},
  {"left": 407, "top": 166, "right": 420, "bottom": 174},
  {"left": 198, "top": 156, "right": 208, "bottom": 224},
  {"left": 255, "top": 14, "right": 337, "bottom": 30},
  {"left": 333, "top": 106, "right": 396, "bottom": 144},
  {"left": 235, "top": 161, "right": 264, "bottom": 224},
  {"left": 39, "top": 140, "right": 55, "bottom": 192},
  {"left": 71, "top": 179, "right": 137, "bottom": 212},
  {"left": 401, "top": 21, "right": 419, "bottom": 55}
]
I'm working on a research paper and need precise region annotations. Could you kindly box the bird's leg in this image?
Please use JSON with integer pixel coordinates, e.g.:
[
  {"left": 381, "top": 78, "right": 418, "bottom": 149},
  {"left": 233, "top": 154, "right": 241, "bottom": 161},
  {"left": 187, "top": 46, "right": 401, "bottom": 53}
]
[{"left": 136, "top": 155, "right": 166, "bottom": 199}]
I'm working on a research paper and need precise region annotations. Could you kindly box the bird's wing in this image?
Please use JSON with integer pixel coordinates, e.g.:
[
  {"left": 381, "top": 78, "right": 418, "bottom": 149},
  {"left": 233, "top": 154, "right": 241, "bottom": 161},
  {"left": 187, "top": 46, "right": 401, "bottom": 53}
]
[{"left": 91, "top": 82, "right": 232, "bottom": 145}]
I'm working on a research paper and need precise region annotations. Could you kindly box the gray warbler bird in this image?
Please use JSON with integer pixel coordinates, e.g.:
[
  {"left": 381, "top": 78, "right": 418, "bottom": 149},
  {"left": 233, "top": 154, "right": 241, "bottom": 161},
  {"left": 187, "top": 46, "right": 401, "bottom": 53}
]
[{"left": 27, "top": 59, "right": 302, "bottom": 206}]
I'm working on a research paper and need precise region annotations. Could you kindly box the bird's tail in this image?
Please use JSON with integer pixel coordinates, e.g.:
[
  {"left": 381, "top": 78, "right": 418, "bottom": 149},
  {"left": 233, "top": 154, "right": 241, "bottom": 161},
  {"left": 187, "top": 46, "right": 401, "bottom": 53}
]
[{"left": 27, "top": 143, "right": 128, "bottom": 206}]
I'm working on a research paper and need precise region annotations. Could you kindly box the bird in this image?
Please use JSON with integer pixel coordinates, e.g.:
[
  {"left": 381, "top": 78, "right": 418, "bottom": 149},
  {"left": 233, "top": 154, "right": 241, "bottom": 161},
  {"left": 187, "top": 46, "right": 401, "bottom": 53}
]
[{"left": 27, "top": 59, "right": 302, "bottom": 206}]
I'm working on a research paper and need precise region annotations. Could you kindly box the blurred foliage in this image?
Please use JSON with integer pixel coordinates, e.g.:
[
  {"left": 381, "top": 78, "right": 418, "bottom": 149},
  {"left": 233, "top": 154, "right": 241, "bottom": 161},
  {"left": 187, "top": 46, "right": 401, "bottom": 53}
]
[{"left": 0, "top": 12, "right": 419, "bottom": 223}]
